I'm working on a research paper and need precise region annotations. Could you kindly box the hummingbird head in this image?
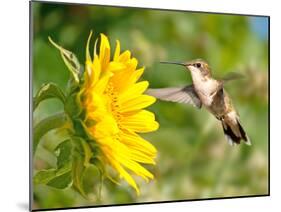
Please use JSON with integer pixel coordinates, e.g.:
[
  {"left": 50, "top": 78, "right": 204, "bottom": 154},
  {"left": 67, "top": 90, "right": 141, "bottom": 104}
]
[{"left": 160, "top": 59, "right": 211, "bottom": 78}]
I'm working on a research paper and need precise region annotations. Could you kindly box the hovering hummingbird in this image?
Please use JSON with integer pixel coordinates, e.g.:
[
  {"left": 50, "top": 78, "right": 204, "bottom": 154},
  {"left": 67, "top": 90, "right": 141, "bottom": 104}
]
[{"left": 147, "top": 59, "right": 251, "bottom": 146}]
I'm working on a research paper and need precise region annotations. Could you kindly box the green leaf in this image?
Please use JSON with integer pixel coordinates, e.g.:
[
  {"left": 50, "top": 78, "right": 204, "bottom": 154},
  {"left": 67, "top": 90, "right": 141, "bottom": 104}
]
[
  {"left": 33, "top": 162, "right": 72, "bottom": 189},
  {"left": 34, "top": 169, "right": 56, "bottom": 184},
  {"left": 34, "top": 140, "right": 73, "bottom": 189},
  {"left": 47, "top": 171, "right": 72, "bottom": 189},
  {"left": 48, "top": 37, "right": 81, "bottom": 84},
  {"left": 33, "top": 83, "right": 66, "bottom": 111},
  {"left": 72, "top": 153, "right": 86, "bottom": 197},
  {"left": 33, "top": 113, "right": 68, "bottom": 156},
  {"left": 71, "top": 137, "right": 93, "bottom": 198},
  {"left": 34, "top": 133, "right": 95, "bottom": 197},
  {"left": 55, "top": 140, "right": 72, "bottom": 169}
]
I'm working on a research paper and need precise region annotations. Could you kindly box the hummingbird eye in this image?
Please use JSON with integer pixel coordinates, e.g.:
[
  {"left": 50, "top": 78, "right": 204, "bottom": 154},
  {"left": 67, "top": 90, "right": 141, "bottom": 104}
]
[{"left": 195, "top": 63, "right": 201, "bottom": 68}]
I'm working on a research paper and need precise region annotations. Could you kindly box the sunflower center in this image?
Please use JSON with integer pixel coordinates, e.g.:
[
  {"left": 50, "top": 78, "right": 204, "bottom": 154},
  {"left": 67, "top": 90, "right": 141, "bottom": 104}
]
[{"left": 105, "top": 83, "right": 123, "bottom": 124}]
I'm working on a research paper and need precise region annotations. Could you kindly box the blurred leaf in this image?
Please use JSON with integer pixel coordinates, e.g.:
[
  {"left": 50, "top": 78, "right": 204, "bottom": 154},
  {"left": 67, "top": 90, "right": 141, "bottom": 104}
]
[
  {"left": 34, "top": 140, "right": 72, "bottom": 188},
  {"left": 33, "top": 113, "right": 68, "bottom": 156},
  {"left": 48, "top": 37, "right": 81, "bottom": 84},
  {"left": 34, "top": 169, "right": 56, "bottom": 184},
  {"left": 33, "top": 83, "right": 66, "bottom": 111},
  {"left": 55, "top": 140, "right": 72, "bottom": 168},
  {"left": 34, "top": 162, "right": 71, "bottom": 189},
  {"left": 47, "top": 172, "right": 72, "bottom": 189},
  {"left": 34, "top": 137, "right": 93, "bottom": 193}
]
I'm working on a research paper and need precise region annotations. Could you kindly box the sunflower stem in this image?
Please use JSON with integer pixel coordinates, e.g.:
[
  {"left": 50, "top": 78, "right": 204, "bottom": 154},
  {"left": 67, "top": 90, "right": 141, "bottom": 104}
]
[{"left": 97, "top": 171, "right": 104, "bottom": 202}]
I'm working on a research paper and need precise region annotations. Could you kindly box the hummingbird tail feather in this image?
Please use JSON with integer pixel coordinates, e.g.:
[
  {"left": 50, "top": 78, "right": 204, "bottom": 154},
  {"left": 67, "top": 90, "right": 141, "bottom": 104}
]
[
  {"left": 237, "top": 121, "right": 251, "bottom": 145},
  {"left": 221, "top": 119, "right": 251, "bottom": 146}
]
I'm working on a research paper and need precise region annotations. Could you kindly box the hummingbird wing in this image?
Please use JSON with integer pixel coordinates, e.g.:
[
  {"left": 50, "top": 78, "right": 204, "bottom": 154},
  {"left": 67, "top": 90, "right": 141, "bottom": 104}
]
[{"left": 146, "top": 85, "right": 202, "bottom": 108}]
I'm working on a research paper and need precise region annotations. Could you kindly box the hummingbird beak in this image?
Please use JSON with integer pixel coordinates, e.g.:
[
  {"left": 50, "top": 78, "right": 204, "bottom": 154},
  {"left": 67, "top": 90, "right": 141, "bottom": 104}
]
[
  {"left": 160, "top": 61, "right": 186, "bottom": 66},
  {"left": 160, "top": 61, "right": 193, "bottom": 69}
]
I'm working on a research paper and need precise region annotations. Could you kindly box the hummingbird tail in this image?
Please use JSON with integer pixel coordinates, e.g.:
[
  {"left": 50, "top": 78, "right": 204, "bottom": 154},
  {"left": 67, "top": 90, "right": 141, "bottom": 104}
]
[{"left": 221, "top": 118, "right": 251, "bottom": 146}]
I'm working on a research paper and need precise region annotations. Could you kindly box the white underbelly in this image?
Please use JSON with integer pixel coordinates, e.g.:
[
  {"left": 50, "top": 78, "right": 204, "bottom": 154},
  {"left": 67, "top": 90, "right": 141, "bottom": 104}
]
[
  {"left": 195, "top": 80, "right": 218, "bottom": 106},
  {"left": 202, "top": 95, "right": 213, "bottom": 106}
]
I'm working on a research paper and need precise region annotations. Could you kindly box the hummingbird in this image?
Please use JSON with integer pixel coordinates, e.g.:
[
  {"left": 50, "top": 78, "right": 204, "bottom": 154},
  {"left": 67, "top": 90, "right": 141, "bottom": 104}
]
[{"left": 147, "top": 59, "right": 251, "bottom": 146}]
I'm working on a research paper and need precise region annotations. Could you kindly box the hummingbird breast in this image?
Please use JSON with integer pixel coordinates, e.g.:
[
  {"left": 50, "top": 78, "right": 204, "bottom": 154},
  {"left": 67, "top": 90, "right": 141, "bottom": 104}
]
[
  {"left": 194, "top": 78, "right": 228, "bottom": 118},
  {"left": 194, "top": 78, "right": 220, "bottom": 106}
]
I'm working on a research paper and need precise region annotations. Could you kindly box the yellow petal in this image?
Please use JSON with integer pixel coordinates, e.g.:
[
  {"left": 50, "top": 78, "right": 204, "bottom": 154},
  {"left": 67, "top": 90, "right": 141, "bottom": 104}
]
[
  {"left": 132, "top": 68, "right": 145, "bottom": 84},
  {"left": 90, "top": 55, "right": 101, "bottom": 85},
  {"left": 120, "top": 110, "right": 159, "bottom": 133},
  {"left": 99, "top": 33, "right": 111, "bottom": 71},
  {"left": 118, "top": 50, "right": 131, "bottom": 63},
  {"left": 126, "top": 148, "right": 156, "bottom": 164},
  {"left": 119, "top": 81, "right": 149, "bottom": 102},
  {"left": 116, "top": 154, "right": 154, "bottom": 181},
  {"left": 108, "top": 156, "right": 140, "bottom": 195},
  {"left": 120, "top": 130, "right": 157, "bottom": 156},
  {"left": 93, "top": 117, "right": 119, "bottom": 139},
  {"left": 106, "top": 61, "right": 126, "bottom": 73},
  {"left": 93, "top": 71, "right": 113, "bottom": 94},
  {"left": 113, "top": 40, "right": 120, "bottom": 61},
  {"left": 86, "top": 31, "right": 93, "bottom": 62},
  {"left": 110, "top": 68, "right": 145, "bottom": 93},
  {"left": 119, "top": 95, "right": 156, "bottom": 113},
  {"left": 107, "top": 140, "right": 154, "bottom": 181},
  {"left": 126, "top": 58, "right": 138, "bottom": 70}
]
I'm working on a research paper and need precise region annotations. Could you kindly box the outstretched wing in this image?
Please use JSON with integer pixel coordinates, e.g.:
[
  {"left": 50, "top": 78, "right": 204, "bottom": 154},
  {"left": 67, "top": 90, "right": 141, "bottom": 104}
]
[{"left": 146, "top": 85, "right": 202, "bottom": 108}]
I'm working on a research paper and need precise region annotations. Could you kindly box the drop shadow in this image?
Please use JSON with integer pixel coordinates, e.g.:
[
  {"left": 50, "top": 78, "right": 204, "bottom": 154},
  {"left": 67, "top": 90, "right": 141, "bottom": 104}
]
[{"left": 17, "top": 202, "right": 29, "bottom": 211}]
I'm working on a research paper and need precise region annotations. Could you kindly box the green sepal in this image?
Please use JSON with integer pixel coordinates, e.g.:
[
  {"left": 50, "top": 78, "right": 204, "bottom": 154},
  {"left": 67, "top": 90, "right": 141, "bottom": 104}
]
[
  {"left": 72, "top": 119, "right": 91, "bottom": 139},
  {"left": 64, "top": 92, "right": 83, "bottom": 118},
  {"left": 48, "top": 37, "right": 81, "bottom": 85},
  {"left": 71, "top": 137, "right": 93, "bottom": 167},
  {"left": 33, "top": 83, "right": 66, "bottom": 111}
]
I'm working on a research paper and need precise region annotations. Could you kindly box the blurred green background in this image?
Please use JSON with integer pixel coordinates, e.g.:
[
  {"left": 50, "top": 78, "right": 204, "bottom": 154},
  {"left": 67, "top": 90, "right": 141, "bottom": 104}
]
[{"left": 32, "top": 1, "right": 269, "bottom": 210}]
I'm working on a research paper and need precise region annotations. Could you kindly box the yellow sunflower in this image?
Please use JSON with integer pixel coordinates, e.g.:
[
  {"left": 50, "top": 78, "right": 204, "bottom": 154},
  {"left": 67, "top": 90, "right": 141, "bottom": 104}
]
[{"left": 81, "top": 32, "right": 159, "bottom": 194}]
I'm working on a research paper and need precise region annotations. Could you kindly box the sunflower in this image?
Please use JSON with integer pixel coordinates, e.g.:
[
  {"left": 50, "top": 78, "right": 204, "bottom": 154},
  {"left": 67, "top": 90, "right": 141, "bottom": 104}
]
[{"left": 81, "top": 32, "right": 159, "bottom": 194}]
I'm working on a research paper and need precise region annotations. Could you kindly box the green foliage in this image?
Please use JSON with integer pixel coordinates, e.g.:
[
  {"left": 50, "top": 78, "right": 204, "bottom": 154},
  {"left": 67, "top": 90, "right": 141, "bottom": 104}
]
[
  {"left": 48, "top": 37, "right": 82, "bottom": 92},
  {"left": 33, "top": 113, "right": 67, "bottom": 155},
  {"left": 34, "top": 136, "right": 95, "bottom": 196},
  {"left": 34, "top": 140, "right": 72, "bottom": 188},
  {"left": 33, "top": 83, "right": 66, "bottom": 111}
]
